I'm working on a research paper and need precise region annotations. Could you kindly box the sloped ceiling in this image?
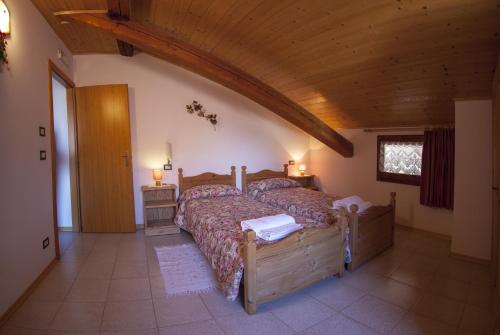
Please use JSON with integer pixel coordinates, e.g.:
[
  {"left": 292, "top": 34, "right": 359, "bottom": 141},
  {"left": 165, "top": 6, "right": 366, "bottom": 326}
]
[{"left": 33, "top": 0, "right": 500, "bottom": 129}]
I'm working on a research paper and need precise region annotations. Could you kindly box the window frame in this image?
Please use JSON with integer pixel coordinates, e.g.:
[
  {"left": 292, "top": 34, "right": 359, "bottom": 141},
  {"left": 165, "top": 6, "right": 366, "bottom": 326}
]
[{"left": 376, "top": 135, "right": 424, "bottom": 186}]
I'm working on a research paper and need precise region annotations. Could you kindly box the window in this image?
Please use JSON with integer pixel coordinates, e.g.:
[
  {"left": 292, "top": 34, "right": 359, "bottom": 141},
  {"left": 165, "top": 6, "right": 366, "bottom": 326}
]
[{"left": 377, "top": 135, "right": 424, "bottom": 186}]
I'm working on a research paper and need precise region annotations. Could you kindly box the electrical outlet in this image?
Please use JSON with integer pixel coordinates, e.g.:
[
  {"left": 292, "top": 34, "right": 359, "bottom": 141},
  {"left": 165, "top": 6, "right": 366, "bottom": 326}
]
[
  {"left": 42, "top": 237, "right": 49, "bottom": 249},
  {"left": 40, "top": 150, "right": 47, "bottom": 160}
]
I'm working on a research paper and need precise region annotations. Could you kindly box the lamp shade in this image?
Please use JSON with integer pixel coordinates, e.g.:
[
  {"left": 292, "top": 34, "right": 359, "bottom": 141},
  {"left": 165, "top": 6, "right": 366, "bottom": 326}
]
[
  {"left": 152, "top": 169, "right": 163, "bottom": 186},
  {"left": 0, "top": 1, "right": 10, "bottom": 35},
  {"left": 298, "top": 164, "right": 306, "bottom": 176}
]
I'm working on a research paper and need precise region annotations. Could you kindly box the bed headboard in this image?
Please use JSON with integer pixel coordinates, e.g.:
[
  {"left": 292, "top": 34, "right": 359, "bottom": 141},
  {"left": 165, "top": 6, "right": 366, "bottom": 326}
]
[
  {"left": 241, "top": 164, "right": 288, "bottom": 193},
  {"left": 178, "top": 166, "right": 237, "bottom": 195}
]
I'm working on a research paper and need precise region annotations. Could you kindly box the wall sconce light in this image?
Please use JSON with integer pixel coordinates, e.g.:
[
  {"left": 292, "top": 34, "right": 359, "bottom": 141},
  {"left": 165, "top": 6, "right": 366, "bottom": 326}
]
[
  {"left": 0, "top": 1, "right": 10, "bottom": 35},
  {"left": 288, "top": 160, "right": 295, "bottom": 166},
  {"left": 163, "top": 161, "right": 172, "bottom": 171},
  {"left": 163, "top": 142, "right": 173, "bottom": 170},
  {"left": 152, "top": 169, "right": 163, "bottom": 187},
  {"left": 298, "top": 164, "right": 306, "bottom": 176}
]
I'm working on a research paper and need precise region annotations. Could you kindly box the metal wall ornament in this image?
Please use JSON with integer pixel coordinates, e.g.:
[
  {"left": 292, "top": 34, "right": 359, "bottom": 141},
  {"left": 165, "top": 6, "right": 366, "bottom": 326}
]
[{"left": 185, "top": 100, "right": 218, "bottom": 130}]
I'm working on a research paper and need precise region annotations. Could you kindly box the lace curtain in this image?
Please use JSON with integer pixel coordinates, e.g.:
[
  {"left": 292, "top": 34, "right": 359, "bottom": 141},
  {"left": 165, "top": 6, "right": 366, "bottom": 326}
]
[{"left": 379, "top": 141, "right": 423, "bottom": 176}]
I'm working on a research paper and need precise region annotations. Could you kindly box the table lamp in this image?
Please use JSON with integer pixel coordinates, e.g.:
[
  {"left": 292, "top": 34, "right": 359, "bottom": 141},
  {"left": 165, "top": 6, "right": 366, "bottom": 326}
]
[
  {"left": 153, "top": 169, "right": 163, "bottom": 186},
  {"left": 298, "top": 164, "right": 306, "bottom": 176}
]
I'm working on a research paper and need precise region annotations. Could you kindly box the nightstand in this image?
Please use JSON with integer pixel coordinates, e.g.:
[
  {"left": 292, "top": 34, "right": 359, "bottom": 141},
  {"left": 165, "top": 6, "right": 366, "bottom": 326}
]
[
  {"left": 289, "top": 175, "right": 319, "bottom": 191},
  {"left": 141, "top": 184, "right": 180, "bottom": 236}
]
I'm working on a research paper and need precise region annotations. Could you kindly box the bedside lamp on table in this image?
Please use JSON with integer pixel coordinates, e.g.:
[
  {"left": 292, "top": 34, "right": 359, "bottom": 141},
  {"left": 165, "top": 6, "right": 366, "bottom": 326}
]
[
  {"left": 298, "top": 164, "right": 306, "bottom": 176},
  {"left": 152, "top": 169, "right": 163, "bottom": 186}
]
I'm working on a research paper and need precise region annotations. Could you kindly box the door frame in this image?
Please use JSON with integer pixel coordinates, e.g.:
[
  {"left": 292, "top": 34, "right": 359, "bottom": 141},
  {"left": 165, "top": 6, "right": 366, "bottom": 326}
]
[{"left": 48, "top": 60, "right": 78, "bottom": 259}]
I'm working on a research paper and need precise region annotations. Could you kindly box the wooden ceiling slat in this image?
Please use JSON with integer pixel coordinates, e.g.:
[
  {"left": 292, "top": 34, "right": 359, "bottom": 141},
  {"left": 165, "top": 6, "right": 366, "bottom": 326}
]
[
  {"left": 182, "top": 1, "right": 237, "bottom": 47},
  {"left": 289, "top": 78, "right": 492, "bottom": 103},
  {"left": 246, "top": 27, "right": 499, "bottom": 79},
  {"left": 34, "top": 0, "right": 500, "bottom": 128},
  {"left": 177, "top": 1, "right": 215, "bottom": 44},
  {"left": 59, "top": 12, "right": 354, "bottom": 156},
  {"left": 234, "top": 2, "right": 499, "bottom": 73},
  {"left": 280, "top": 71, "right": 495, "bottom": 99},
  {"left": 202, "top": 0, "right": 269, "bottom": 52},
  {"left": 209, "top": 0, "right": 319, "bottom": 56}
]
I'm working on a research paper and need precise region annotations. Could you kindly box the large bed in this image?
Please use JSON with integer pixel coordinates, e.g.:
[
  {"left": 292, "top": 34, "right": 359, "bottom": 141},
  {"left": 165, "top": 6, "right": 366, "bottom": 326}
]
[
  {"left": 175, "top": 166, "right": 347, "bottom": 314},
  {"left": 241, "top": 165, "right": 396, "bottom": 271}
]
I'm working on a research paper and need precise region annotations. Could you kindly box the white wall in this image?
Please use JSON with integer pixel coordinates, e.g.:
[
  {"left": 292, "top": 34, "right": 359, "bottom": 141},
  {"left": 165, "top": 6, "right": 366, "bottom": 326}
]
[
  {"left": 52, "top": 77, "right": 72, "bottom": 228},
  {"left": 452, "top": 99, "right": 492, "bottom": 260},
  {"left": 0, "top": 1, "right": 73, "bottom": 316},
  {"left": 310, "top": 129, "right": 454, "bottom": 237},
  {"left": 74, "top": 53, "right": 311, "bottom": 226}
]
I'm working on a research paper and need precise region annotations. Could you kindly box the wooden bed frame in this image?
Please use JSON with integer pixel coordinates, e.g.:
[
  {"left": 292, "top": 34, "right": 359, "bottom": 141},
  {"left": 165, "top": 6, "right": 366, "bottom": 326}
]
[
  {"left": 241, "top": 164, "right": 289, "bottom": 193},
  {"left": 241, "top": 165, "right": 396, "bottom": 271},
  {"left": 178, "top": 166, "right": 347, "bottom": 314},
  {"left": 178, "top": 166, "right": 237, "bottom": 194}
]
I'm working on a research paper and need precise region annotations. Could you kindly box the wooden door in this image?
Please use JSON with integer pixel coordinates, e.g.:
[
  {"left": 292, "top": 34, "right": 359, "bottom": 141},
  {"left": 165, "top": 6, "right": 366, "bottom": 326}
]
[
  {"left": 493, "top": 82, "right": 498, "bottom": 289},
  {"left": 76, "top": 84, "right": 135, "bottom": 232},
  {"left": 493, "top": 55, "right": 499, "bottom": 299}
]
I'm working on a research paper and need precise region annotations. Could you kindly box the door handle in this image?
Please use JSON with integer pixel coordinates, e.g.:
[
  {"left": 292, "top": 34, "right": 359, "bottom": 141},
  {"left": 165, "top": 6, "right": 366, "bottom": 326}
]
[{"left": 120, "top": 153, "right": 129, "bottom": 167}]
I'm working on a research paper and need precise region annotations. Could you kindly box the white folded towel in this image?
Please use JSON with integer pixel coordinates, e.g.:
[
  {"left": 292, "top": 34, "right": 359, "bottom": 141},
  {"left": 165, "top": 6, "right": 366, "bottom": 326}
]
[
  {"left": 241, "top": 214, "right": 303, "bottom": 241},
  {"left": 333, "top": 195, "right": 372, "bottom": 213},
  {"left": 259, "top": 223, "right": 303, "bottom": 241}
]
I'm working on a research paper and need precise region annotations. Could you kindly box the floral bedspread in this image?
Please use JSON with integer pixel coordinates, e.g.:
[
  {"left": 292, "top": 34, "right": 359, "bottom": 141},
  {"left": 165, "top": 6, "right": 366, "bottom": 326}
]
[
  {"left": 248, "top": 181, "right": 335, "bottom": 222},
  {"left": 174, "top": 184, "right": 328, "bottom": 301},
  {"left": 247, "top": 180, "right": 353, "bottom": 263}
]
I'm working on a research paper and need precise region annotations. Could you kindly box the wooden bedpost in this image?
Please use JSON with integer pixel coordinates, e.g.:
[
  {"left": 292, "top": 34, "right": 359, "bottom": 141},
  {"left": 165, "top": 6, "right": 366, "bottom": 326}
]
[
  {"left": 390, "top": 192, "right": 396, "bottom": 246},
  {"left": 347, "top": 204, "right": 359, "bottom": 271},
  {"left": 178, "top": 168, "right": 184, "bottom": 195},
  {"left": 283, "top": 163, "right": 289, "bottom": 177},
  {"left": 243, "top": 230, "right": 257, "bottom": 314},
  {"left": 231, "top": 166, "right": 236, "bottom": 187},
  {"left": 338, "top": 207, "right": 348, "bottom": 277},
  {"left": 390, "top": 192, "right": 396, "bottom": 209},
  {"left": 241, "top": 166, "right": 247, "bottom": 193}
]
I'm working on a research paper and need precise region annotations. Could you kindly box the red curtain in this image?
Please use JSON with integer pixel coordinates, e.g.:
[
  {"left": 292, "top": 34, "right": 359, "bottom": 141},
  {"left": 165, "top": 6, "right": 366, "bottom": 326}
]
[{"left": 420, "top": 128, "right": 455, "bottom": 209}]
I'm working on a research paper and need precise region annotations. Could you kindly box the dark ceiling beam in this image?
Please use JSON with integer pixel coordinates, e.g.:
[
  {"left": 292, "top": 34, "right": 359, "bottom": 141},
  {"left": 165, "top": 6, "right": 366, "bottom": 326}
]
[
  {"left": 116, "top": 40, "right": 134, "bottom": 57},
  {"left": 107, "top": 0, "right": 134, "bottom": 57},
  {"left": 56, "top": 12, "right": 354, "bottom": 157},
  {"left": 107, "top": 0, "right": 130, "bottom": 19}
]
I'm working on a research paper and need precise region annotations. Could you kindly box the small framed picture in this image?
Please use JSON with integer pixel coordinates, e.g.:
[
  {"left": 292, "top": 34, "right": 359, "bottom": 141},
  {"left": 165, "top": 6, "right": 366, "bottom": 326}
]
[
  {"left": 163, "top": 163, "right": 172, "bottom": 171},
  {"left": 40, "top": 150, "right": 47, "bottom": 160},
  {"left": 39, "top": 126, "right": 46, "bottom": 137}
]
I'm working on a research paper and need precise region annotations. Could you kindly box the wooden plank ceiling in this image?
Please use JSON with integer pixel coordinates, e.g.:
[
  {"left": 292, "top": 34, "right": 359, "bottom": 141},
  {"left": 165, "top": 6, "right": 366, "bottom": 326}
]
[
  {"left": 33, "top": 0, "right": 500, "bottom": 129},
  {"left": 54, "top": 11, "right": 355, "bottom": 156}
]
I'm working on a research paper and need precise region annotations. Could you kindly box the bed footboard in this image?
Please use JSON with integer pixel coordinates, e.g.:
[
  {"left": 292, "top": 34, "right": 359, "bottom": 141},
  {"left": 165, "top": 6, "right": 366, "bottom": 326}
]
[
  {"left": 347, "top": 192, "right": 396, "bottom": 271},
  {"left": 241, "top": 210, "right": 348, "bottom": 314}
]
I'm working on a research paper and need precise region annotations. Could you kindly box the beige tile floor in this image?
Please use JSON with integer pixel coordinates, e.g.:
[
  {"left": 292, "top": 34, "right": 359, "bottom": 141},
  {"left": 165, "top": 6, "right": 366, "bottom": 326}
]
[{"left": 1, "top": 228, "right": 497, "bottom": 335}]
